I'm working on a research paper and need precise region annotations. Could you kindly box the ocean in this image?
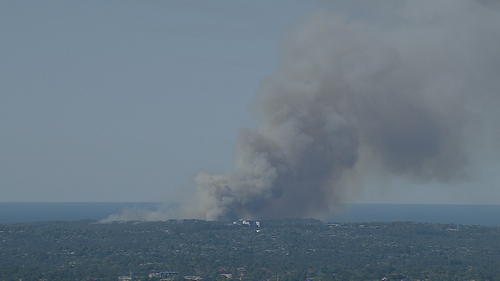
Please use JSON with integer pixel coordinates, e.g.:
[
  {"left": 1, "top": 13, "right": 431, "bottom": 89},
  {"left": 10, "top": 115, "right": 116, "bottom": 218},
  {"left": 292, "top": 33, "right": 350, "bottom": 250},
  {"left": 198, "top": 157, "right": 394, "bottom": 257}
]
[
  {"left": 324, "top": 204, "right": 500, "bottom": 226},
  {"left": 0, "top": 202, "right": 159, "bottom": 224},
  {"left": 1, "top": 202, "right": 499, "bottom": 226}
]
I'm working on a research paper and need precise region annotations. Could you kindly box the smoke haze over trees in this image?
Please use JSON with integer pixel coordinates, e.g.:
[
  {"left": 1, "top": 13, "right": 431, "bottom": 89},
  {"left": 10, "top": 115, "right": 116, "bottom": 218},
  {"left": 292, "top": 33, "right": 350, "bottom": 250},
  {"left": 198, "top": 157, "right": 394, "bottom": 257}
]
[{"left": 194, "top": 1, "right": 500, "bottom": 220}]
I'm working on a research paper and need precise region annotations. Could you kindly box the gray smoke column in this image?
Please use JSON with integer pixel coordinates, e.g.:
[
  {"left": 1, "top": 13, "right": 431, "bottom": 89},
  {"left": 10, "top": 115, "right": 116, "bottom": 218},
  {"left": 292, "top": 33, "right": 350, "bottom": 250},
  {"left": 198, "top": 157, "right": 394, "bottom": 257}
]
[{"left": 195, "top": 1, "right": 500, "bottom": 221}]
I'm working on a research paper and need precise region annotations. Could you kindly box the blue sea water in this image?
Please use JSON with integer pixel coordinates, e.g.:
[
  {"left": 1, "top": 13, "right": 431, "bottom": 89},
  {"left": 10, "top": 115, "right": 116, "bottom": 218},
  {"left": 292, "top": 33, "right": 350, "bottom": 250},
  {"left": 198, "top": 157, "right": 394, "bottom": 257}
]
[
  {"left": 324, "top": 204, "right": 500, "bottom": 226},
  {"left": 1, "top": 203, "right": 499, "bottom": 226},
  {"left": 0, "top": 202, "right": 161, "bottom": 224}
]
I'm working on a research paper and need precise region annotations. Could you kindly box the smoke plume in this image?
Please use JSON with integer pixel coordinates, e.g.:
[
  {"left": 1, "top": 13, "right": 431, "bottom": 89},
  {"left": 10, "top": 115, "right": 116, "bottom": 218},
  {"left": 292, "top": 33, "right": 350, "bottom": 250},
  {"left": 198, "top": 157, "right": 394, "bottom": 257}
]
[{"left": 196, "top": 1, "right": 500, "bottom": 221}]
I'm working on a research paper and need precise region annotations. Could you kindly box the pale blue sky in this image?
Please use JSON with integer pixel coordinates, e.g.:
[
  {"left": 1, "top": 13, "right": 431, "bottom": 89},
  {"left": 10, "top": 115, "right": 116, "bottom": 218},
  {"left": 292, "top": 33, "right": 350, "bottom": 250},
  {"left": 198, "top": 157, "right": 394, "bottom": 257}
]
[
  {"left": 2, "top": 1, "right": 500, "bottom": 205},
  {"left": 1, "top": 1, "right": 323, "bottom": 202}
]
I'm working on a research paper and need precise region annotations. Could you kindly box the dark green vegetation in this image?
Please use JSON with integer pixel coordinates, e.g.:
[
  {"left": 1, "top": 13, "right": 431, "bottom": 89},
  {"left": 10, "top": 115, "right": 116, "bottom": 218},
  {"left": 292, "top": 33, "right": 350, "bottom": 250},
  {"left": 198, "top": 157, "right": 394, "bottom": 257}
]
[{"left": 1, "top": 219, "right": 499, "bottom": 281}]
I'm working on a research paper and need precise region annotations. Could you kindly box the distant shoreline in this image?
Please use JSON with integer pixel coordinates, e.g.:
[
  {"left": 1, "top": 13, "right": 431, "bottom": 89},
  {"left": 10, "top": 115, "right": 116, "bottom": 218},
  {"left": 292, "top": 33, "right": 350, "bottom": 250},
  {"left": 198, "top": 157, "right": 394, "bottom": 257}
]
[{"left": 1, "top": 202, "right": 499, "bottom": 226}]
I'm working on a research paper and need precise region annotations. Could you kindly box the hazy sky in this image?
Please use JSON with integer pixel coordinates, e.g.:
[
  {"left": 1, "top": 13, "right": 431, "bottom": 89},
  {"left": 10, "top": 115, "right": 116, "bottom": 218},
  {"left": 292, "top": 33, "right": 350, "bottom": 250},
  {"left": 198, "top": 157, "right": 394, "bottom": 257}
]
[
  {"left": 2, "top": 1, "right": 500, "bottom": 205},
  {"left": 1, "top": 1, "right": 321, "bottom": 202}
]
